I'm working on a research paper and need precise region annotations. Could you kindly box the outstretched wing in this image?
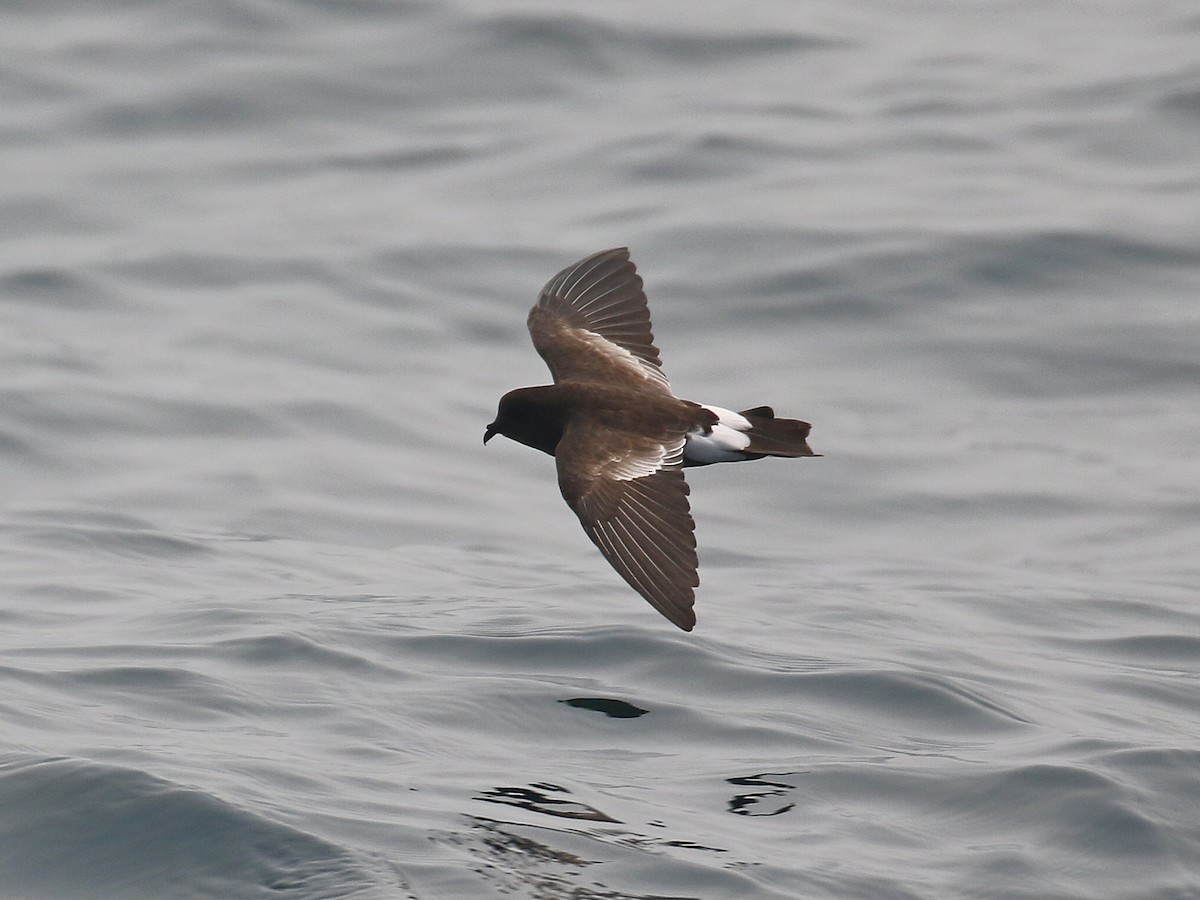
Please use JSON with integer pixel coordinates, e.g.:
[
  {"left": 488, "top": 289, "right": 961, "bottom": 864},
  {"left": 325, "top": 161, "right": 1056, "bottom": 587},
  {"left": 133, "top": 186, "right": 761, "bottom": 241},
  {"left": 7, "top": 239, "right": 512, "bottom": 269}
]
[
  {"left": 555, "top": 421, "right": 698, "bottom": 631},
  {"left": 527, "top": 247, "right": 672, "bottom": 392}
]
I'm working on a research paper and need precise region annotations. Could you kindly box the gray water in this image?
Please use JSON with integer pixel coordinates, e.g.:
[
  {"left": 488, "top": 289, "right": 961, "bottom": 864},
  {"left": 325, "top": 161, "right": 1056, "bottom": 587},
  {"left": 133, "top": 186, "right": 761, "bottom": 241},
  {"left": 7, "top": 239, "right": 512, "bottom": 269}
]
[{"left": 3, "top": 2, "right": 1200, "bottom": 898}]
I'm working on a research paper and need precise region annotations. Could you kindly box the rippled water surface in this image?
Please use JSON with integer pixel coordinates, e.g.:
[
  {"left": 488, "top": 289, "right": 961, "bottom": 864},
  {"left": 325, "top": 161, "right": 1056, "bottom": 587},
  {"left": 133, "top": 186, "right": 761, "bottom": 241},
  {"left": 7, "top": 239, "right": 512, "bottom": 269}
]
[{"left": 3, "top": 2, "right": 1200, "bottom": 898}]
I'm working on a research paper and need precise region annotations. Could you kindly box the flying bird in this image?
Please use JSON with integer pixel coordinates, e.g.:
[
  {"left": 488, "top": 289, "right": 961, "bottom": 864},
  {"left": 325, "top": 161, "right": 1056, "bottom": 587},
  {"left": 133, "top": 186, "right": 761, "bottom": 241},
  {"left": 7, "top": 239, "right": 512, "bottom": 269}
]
[{"left": 485, "top": 247, "right": 818, "bottom": 631}]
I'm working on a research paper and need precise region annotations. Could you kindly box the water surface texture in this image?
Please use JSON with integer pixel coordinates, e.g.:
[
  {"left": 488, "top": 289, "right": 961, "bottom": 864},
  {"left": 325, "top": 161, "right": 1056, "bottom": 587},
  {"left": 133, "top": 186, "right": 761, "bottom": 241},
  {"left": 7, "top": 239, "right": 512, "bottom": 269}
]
[{"left": 3, "top": 2, "right": 1200, "bottom": 898}]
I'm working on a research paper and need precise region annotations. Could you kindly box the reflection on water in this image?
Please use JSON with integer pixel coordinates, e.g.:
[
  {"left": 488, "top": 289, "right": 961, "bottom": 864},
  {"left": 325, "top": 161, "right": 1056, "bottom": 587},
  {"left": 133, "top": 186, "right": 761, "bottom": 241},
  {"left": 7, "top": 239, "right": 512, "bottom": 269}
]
[
  {"left": 477, "top": 784, "right": 621, "bottom": 823},
  {"left": 727, "top": 774, "right": 798, "bottom": 818}
]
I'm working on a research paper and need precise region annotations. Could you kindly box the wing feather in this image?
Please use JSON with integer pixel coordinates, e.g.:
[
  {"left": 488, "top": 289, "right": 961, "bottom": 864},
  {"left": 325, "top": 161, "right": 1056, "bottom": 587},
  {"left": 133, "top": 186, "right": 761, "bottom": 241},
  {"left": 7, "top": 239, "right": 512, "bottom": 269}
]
[
  {"left": 619, "top": 492, "right": 696, "bottom": 563},
  {"left": 556, "top": 424, "right": 698, "bottom": 631},
  {"left": 527, "top": 248, "right": 671, "bottom": 392}
]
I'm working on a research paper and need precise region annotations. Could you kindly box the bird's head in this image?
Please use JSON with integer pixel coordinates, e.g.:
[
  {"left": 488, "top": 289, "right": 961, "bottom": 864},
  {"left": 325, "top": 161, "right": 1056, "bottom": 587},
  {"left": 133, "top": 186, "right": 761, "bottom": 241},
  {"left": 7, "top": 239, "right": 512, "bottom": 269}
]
[
  {"left": 483, "top": 387, "right": 563, "bottom": 456},
  {"left": 483, "top": 394, "right": 516, "bottom": 445},
  {"left": 484, "top": 393, "right": 518, "bottom": 445}
]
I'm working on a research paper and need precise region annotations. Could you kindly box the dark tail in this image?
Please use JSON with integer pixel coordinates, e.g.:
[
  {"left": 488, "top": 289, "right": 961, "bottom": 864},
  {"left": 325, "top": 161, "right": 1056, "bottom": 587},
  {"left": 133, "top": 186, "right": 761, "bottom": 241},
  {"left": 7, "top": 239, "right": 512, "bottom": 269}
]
[{"left": 738, "top": 406, "right": 819, "bottom": 458}]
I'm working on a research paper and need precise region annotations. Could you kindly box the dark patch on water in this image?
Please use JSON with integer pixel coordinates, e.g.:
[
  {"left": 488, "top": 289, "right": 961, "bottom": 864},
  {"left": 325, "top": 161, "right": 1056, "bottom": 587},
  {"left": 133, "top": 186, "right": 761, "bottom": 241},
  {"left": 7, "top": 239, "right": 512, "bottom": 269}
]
[{"left": 561, "top": 697, "right": 649, "bottom": 718}]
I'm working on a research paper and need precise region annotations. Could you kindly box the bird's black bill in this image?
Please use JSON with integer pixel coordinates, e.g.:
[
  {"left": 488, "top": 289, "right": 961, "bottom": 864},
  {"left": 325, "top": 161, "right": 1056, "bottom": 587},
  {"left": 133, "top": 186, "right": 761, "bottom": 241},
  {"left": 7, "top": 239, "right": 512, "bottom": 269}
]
[{"left": 483, "top": 424, "right": 497, "bottom": 444}]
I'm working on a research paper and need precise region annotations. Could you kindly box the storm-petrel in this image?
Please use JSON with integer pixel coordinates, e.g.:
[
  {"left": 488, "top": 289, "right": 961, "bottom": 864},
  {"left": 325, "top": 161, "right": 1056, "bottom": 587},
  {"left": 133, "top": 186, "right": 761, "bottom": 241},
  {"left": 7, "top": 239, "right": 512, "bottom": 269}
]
[{"left": 485, "top": 247, "right": 818, "bottom": 631}]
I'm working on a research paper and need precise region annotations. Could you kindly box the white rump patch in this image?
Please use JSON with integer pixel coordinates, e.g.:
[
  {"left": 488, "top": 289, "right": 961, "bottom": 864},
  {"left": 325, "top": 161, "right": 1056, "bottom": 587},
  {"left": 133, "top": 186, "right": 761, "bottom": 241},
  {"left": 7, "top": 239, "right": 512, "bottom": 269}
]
[
  {"left": 701, "top": 405, "right": 751, "bottom": 431},
  {"left": 683, "top": 405, "right": 753, "bottom": 464}
]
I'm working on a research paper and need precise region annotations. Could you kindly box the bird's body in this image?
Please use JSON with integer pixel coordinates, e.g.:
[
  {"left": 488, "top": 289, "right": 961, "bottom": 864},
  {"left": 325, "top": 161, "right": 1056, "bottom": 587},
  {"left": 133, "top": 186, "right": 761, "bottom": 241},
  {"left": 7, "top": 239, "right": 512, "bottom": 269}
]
[{"left": 486, "top": 248, "right": 818, "bottom": 631}]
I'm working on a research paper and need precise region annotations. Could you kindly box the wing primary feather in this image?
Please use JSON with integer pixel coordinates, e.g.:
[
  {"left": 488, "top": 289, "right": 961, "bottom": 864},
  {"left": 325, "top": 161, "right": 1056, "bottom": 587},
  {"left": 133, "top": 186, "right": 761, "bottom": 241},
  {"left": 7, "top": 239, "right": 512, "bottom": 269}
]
[
  {"left": 600, "top": 518, "right": 658, "bottom": 595},
  {"left": 618, "top": 494, "right": 695, "bottom": 569},
  {"left": 592, "top": 521, "right": 658, "bottom": 603},
  {"left": 599, "top": 519, "right": 690, "bottom": 626},
  {"left": 619, "top": 475, "right": 686, "bottom": 518},
  {"left": 620, "top": 504, "right": 692, "bottom": 593},
  {"left": 577, "top": 313, "right": 647, "bottom": 329},
  {"left": 574, "top": 281, "right": 628, "bottom": 311},
  {"left": 619, "top": 477, "right": 686, "bottom": 520},
  {"left": 558, "top": 253, "right": 618, "bottom": 301},
  {"left": 615, "top": 510, "right": 695, "bottom": 590},
  {"left": 608, "top": 515, "right": 680, "bottom": 593},
  {"left": 619, "top": 487, "right": 692, "bottom": 555},
  {"left": 606, "top": 516, "right": 663, "bottom": 585}
]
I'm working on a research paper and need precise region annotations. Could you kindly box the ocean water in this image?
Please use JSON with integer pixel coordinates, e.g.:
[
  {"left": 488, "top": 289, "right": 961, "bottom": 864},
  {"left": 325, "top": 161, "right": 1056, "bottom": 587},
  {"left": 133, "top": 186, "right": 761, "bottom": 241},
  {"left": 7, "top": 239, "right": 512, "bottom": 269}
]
[{"left": 3, "top": 1, "right": 1200, "bottom": 898}]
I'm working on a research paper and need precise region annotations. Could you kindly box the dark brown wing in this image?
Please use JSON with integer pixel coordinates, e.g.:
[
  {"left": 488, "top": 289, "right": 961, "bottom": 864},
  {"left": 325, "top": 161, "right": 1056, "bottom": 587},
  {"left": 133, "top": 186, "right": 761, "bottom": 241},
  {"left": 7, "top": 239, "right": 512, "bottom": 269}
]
[
  {"left": 555, "top": 422, "right": 698, "bottom": 631},
  {"left": 527, "top": 247, "right": 672, "bottom": 393}
]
